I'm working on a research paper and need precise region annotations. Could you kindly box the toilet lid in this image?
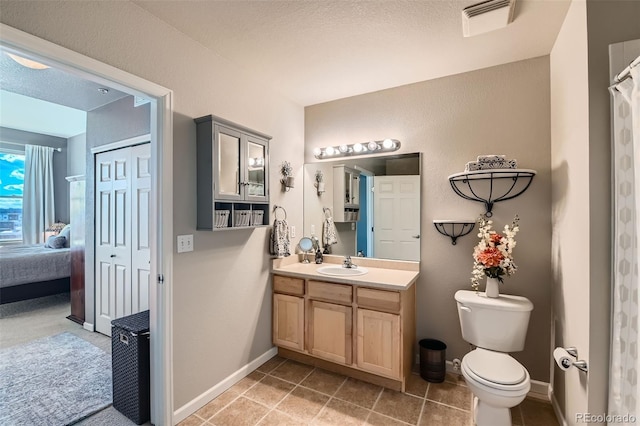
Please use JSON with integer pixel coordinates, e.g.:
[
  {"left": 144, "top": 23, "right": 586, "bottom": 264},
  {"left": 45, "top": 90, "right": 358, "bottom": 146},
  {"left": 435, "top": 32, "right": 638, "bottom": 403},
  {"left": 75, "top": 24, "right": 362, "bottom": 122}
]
[{"left": 464, "top": 350, "right": 526, "bottom": 385}]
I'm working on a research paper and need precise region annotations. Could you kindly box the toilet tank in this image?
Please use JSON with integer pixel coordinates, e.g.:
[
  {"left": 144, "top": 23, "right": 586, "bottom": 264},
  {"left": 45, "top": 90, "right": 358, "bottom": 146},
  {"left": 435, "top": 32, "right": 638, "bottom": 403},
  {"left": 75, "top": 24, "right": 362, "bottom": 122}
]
[{"left": 455, "top": 290, "right": 533, "bottom": 352}]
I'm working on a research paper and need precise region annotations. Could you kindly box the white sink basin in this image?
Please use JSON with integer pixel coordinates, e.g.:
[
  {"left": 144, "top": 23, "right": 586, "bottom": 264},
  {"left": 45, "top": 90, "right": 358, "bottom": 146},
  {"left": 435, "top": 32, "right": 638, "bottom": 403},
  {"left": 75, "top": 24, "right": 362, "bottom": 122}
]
[{"left": 316, "top": 265, "right": 369, "bottom": 276}]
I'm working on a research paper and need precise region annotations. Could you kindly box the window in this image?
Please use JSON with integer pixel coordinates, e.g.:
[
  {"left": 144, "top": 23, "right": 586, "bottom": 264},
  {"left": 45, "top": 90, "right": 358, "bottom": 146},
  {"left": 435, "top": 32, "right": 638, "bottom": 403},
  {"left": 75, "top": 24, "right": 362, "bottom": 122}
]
[{"left": 0, "top": 151, "right": 25, "bottom": 242}]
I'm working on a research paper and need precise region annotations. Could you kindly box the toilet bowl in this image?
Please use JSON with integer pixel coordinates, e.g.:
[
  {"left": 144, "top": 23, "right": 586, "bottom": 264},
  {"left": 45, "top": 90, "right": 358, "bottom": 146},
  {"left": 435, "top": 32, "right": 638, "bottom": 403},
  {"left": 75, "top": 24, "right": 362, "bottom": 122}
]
[
  {"left": 461, "top": 348, "right": 530, "bottom": 426},
  {"left": 454, "top": 290, "right": 534, "bottom": 426}
]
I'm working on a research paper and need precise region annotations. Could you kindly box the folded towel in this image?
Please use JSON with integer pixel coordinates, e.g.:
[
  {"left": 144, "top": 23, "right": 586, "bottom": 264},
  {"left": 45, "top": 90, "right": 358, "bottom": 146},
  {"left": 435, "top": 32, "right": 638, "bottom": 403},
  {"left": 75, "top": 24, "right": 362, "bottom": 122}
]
[
  {"left": 465, "top": 159, "right": 518, "bottom": 171},
  {"left": 270, "top": 219, "right": 290, "bottom": 257},
  {"left": 477, "top": 154, "right": 506, "bottom": 163},
  {"left": 323, "top": 217, "right": 338, "bottom": 247}
]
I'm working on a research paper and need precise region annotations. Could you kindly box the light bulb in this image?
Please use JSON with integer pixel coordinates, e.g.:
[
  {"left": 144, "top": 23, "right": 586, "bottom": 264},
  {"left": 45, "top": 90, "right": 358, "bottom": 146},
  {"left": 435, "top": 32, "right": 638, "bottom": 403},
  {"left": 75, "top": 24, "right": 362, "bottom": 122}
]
[
  {"left": 339, "top": 144, "right": 349, "bottom": 153},
  {"left": 353, "top": 143, "right": 363, "bottom": 153},
  {"left": 325, "top": 146, "right": 336, "bottom": 156},
  {"left": 382, "top": 139, "right": 394, "bottom": 149},
  {"left": 248, "top": 158, "right": 255, "bottom": 167},
  {"left": 313, "top": 147, "right": 322, "bottom": 157},
  {"left": 367, "top": 141, "right": 378, "bottom": 151}
]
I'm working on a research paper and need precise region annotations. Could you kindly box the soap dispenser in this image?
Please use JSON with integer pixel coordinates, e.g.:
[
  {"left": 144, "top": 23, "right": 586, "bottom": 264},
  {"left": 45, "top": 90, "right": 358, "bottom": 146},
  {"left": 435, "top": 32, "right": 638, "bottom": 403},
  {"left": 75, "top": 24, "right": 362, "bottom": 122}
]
[{"left": 315, "top": 247, "right": 324, "bottom": 264}]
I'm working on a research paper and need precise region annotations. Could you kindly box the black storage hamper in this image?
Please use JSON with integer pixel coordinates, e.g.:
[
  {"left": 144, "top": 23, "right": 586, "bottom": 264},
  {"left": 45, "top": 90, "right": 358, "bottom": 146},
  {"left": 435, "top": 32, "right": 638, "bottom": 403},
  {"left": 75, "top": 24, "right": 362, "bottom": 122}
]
[{"left": 111, "top": 310, "right": 150, "bottom": 425}]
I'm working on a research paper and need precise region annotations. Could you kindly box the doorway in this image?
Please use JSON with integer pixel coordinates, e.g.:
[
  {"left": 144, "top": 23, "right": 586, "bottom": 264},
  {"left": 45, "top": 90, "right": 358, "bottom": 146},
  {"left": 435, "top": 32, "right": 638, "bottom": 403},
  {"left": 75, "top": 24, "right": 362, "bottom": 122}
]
[{"left": 1, "top": 23, "right": 173, "bottom": 424}]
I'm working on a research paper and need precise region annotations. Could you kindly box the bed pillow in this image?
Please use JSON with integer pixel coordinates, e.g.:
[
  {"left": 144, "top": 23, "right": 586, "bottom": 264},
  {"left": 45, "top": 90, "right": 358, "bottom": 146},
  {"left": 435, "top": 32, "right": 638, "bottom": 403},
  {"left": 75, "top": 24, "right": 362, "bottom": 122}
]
[
  {"left": 58, "top": 224, "right": 71, "bottom": 248},
  {"left": 45, "top": 235, "right": 67, "bottom": 249}
]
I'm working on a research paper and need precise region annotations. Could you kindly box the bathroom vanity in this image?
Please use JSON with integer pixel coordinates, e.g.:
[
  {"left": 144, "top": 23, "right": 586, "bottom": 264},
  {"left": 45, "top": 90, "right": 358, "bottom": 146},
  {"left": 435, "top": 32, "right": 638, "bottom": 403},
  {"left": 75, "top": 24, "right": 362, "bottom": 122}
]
[{"left": 271, "top": 256, "right": 419, "bottom": 391}]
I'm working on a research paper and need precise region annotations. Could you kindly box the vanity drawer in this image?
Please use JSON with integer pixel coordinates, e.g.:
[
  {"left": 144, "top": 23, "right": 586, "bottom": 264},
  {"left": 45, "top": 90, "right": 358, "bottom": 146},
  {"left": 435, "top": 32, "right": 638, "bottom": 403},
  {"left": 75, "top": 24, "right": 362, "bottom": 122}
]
[
  {"left": 356, "top": 288, "right": 401, "bottom": 313},
  {"left": 273, "top": 275, "right": 305, "bottom": 296},
  {"left": 308, "top": 280, "right": 352, "bottom": 305}
]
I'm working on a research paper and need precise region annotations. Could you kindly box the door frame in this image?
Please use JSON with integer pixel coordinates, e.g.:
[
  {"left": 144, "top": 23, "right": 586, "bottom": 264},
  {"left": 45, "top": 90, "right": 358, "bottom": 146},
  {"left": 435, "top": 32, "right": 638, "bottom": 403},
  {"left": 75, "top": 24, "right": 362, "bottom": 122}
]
[{"left": 1, "top": 24, "right": 174, "bottom": 424}]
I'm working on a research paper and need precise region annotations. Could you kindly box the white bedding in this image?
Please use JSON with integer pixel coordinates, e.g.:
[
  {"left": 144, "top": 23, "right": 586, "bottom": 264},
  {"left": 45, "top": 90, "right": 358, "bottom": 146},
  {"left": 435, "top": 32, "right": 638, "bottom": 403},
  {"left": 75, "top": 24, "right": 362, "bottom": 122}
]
[{"left": 0, "top": 244, "right": 71, "bottom": 288}]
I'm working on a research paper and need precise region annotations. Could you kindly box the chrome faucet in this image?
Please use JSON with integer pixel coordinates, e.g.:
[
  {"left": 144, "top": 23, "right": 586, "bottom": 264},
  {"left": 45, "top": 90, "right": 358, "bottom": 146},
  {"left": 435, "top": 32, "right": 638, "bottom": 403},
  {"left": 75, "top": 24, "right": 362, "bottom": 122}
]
[{"left": 343, "top": 255, "right": 357, "bottom": 269}]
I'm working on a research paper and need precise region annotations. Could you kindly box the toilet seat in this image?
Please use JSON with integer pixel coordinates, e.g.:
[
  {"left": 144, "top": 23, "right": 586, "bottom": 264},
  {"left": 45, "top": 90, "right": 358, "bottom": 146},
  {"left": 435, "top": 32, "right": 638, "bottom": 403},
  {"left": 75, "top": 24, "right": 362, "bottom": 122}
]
[{"left": 462, "top": 349, "right": 529, "bottom": 392}]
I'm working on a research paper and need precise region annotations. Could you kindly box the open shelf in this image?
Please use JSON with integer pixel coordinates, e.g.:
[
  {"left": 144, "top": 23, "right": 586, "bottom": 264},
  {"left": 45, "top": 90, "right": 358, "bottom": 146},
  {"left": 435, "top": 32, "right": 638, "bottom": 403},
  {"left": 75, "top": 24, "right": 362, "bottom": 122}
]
[
  {"left": 433, "top": 220, "right": 476, "bottom": 245},
  {"left": 448, "top": 169, "right": 536, "bottom": 217}
]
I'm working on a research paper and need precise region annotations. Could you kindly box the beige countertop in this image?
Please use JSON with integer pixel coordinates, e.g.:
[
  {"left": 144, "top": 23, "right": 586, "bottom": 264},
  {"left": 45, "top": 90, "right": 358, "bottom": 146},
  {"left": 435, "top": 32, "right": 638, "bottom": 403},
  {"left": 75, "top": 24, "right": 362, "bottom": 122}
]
[{"left": 272, "top": 255, "right": 419, "bottom": 291}]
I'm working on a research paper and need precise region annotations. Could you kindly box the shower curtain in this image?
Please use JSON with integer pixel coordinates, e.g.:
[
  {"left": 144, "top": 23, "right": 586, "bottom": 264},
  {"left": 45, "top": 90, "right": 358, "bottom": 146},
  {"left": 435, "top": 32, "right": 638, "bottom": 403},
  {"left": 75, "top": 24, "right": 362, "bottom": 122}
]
[
  {"left": 609, "top": 61, "right": 640, "bottom": 423},
  {"left": 22, "top": 144, "right": 55, "bottom": 244}
]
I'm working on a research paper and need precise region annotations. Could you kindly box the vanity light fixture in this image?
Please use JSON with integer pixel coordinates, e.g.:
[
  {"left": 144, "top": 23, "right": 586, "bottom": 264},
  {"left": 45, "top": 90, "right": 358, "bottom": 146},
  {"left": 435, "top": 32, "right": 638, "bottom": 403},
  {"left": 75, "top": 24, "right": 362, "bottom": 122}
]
[{"left": 313, "top": 139, "right": 401, "bottom": 159}]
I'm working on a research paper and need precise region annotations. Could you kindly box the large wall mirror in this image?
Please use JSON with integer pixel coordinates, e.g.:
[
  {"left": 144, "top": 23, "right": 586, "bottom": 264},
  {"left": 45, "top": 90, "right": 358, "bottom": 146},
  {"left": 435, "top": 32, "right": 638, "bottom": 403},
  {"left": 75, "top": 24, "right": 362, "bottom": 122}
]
[{"left": 303, "top": 153, "right": 421, "bottom": 262}]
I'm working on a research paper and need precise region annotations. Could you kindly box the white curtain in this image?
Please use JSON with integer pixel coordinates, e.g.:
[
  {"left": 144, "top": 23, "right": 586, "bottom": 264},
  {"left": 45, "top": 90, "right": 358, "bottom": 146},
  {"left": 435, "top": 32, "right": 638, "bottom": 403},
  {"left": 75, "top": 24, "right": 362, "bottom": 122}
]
[
  {"left": 609, "top": 62, "right": 640, "bottom": 424},
  {"left": 22, "top": 145, "right": 55, "bottom": 244}
]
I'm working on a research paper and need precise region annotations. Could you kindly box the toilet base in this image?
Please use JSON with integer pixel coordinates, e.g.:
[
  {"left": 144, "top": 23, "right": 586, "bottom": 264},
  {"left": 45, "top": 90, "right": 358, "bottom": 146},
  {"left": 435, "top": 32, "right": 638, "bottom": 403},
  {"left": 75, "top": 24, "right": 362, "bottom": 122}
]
[{"left": 473, "top": 396, "right": 512, "bottom": 426}]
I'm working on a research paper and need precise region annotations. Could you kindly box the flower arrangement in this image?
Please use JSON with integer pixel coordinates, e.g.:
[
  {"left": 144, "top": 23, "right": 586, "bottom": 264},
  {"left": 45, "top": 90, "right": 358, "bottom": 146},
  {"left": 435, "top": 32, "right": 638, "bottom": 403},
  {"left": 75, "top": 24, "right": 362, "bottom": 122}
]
[
  {"left": 315, "top": 170, "right": 324, "bottom": 183},
  {"left": 471, "top": 215, "right": 520, "bottom": 291},
  {"left": 280, "top": 161, "right": 293, "bottom": 178}
]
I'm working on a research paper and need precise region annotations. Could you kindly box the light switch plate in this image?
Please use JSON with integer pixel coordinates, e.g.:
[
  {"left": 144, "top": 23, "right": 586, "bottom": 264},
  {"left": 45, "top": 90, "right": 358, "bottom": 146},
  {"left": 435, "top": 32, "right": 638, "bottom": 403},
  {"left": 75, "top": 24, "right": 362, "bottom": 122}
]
[
  {"left": 290, "top": 225, "right": 296, "bottom": 238},
  {"left": 177, "top": 234, "right": 194, "bottom": 253}
]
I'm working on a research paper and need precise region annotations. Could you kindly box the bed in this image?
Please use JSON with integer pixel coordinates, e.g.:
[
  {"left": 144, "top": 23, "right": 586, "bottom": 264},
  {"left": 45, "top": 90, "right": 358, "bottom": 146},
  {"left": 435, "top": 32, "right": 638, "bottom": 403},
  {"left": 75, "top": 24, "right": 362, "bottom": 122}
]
[{"left": 0, "top": 244, "right": 71, "bottom": 304}]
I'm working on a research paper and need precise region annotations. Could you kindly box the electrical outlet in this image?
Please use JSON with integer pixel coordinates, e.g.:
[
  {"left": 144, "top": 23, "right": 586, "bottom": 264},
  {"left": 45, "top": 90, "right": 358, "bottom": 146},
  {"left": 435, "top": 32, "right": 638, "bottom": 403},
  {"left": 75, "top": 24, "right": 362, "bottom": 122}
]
[
  {"left": 290, "top": 225, "right": 296, "bottom": 238},
  {"left": 177, "top": 234, "right": 194, "bottom": 253}
]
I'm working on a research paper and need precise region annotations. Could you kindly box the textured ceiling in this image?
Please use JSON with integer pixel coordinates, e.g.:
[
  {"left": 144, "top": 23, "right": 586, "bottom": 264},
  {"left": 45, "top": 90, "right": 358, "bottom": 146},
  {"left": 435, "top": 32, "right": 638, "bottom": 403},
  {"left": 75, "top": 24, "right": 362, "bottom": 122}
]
[
  {"left": 134, "top": 0, "right": 571, "bottom": 106},
  {"left": 0, "top": 50, "right": 130, "bottom": 138},
  {"left": 0, "top": 51, "right": 129, "bottom": 112}
]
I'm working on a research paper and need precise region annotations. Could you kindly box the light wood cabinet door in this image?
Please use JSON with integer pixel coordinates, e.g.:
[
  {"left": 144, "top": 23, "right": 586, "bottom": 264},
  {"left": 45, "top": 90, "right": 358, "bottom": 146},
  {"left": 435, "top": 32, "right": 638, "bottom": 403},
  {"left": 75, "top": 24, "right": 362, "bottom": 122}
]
[
  {"left": 273, "top": 294, "right": 304, "bottom": 351},
  {"left": 309, "top": 300, "right": 352, "bottom": 365},
  {"left": 356, "top": 308, "right": 401, "bottom": 379}
]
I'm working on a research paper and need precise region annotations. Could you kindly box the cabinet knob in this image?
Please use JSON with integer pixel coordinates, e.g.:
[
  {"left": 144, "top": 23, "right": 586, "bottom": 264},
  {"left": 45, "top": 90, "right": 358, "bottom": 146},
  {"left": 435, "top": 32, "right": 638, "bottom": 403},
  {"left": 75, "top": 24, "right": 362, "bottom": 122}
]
[
  {"left": 110, "top": 254, "right": 116, "bottom": 258},
  {"left": 412, "top": 235, "right": 420, "bottom": 239}
]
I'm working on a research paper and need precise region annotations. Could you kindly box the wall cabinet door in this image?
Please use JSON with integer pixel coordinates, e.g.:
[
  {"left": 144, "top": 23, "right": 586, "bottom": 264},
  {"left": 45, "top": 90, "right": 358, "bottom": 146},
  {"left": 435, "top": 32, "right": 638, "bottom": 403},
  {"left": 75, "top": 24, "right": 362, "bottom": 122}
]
[
  {"left": 308, "top": 300, "right": 352, "bottom": 365},
  {"left": 273, "top": 293, "right": 304, "bottom": 351},
  {"left": 356, "top": 308, "right": 401, "bottom": 379}
]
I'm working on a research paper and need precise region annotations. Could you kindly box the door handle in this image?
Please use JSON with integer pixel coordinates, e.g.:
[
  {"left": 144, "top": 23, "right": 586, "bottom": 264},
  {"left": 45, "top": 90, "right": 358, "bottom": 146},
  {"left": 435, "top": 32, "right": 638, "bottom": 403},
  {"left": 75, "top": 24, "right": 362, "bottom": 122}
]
[
  {"left": 412, "top": 235, "right": 420, "bottom": 239},
  {"left": 110, "top": 254, "right": 116, "bottom": 258}
]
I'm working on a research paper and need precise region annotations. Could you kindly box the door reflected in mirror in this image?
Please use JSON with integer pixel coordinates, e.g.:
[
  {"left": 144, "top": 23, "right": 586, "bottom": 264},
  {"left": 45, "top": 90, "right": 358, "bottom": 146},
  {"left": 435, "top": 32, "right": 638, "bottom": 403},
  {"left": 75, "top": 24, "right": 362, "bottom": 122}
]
[{"left": 303, "top": 153, "right": 421, "bottom": 262}]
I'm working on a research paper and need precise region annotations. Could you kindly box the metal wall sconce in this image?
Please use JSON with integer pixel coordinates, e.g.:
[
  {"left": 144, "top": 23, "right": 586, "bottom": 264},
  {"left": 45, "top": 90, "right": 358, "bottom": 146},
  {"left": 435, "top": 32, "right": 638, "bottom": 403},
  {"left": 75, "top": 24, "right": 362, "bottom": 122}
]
[
  {"left": 448, "top": 169, "right": 536, "bottom": 217},
  {"left": 433, "top": 220, "right": 476, "bottom": 245},
  {"left": 313, "top": 139, "right": 401, "bottom": 159},
  {"left": 280, "top": 161, "right": 294, "bottom": 192}
]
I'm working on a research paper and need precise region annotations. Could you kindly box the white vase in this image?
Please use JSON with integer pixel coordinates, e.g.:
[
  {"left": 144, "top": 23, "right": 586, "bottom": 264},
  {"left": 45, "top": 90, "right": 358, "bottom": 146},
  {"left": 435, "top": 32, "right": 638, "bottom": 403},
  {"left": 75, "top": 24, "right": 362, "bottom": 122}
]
[{"left": 485, "top": 277, "right": 500, "bottom": 298}]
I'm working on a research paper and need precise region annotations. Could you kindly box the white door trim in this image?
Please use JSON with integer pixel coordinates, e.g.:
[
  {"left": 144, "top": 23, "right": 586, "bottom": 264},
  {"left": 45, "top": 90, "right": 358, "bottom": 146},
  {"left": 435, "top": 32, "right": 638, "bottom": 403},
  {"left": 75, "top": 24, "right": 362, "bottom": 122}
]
[
  {"left": 91, "top": 134, "right": 151, "bottom": 155},
  {"left": 0, "top": 23, "right": 174, "bottom": 425}
]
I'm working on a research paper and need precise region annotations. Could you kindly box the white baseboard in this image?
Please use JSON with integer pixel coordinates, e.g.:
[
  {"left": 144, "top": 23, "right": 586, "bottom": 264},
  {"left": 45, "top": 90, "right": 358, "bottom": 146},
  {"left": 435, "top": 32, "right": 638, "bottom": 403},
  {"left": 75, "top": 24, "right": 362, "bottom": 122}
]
[
  {"left": 550, "top": 388, "right": 568, "bottom": 426},
  {"left": 173, "top": 347, "right": 278, "bottom": 424},
  {"left": 445, "top": 361, "right": 551, "bottom": 402},
  {"left": 83, "top": 322, "right": 94, "bottom": 332},
  {"left": 528, "top": 379, "right": 550, "bottom": 401}
]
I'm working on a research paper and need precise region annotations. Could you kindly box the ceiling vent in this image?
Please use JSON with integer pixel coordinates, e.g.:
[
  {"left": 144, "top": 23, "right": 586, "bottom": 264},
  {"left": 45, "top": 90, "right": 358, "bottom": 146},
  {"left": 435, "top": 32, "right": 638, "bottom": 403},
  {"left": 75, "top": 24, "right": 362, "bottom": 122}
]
[{"left": 462, "top": 0, "right": 516, "bottom": 37}]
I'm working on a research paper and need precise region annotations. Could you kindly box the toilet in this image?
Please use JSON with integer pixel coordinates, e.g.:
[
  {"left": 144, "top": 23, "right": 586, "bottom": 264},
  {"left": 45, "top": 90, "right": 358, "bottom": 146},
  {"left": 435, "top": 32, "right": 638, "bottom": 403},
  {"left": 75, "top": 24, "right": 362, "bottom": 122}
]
[{"left": 455, "top": 290, "right": 533, "bottom": 426}]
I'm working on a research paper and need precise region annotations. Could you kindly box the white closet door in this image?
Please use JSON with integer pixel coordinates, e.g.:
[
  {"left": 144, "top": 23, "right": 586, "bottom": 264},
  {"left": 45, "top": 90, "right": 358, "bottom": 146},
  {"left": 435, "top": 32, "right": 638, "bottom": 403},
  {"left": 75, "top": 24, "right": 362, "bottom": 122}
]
[
  {"left": 131, "top": 144, "right": 151, "bottom": 314},
  {"left": 95, "top": 143, "right": 150, "bottom": 336},
  {"left": 373, "top": 175, "right": 420, "bottom": 261}
]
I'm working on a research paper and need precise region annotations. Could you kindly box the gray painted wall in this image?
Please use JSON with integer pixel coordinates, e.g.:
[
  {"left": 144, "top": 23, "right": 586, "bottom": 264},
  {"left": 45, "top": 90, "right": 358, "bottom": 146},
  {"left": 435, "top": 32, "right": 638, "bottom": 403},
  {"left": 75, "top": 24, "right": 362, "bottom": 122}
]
[
  {"left": 84, "top": 96, "right": 151, "bottom": 325},
  {"left": 0, "top": 127, "right": 69, "bottom": 223},
  {"left": 0, "top": 2, "right": 305, "bottom": 412},
  {"left": 305, "top": 56, "right": 553, "bottom": 382},
  {"left": 550, "top": 1, "right": 640, "bottom": 423},
  {"left": 67, "top": 132, "right": 86, "bottom": 177}
]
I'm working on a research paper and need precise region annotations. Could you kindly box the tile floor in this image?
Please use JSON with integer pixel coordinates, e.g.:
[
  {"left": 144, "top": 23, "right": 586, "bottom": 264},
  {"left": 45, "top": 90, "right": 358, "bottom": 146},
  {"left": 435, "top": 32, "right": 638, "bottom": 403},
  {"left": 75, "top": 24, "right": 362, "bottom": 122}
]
[{"left": 178, "top": 356, "right": 559, "bottom": 426}]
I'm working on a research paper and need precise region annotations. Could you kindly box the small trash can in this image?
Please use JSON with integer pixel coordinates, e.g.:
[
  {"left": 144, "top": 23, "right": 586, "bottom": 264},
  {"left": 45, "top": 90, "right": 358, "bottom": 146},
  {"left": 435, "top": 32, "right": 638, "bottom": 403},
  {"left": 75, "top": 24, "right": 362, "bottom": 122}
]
[
  {"left": 111, "top": 310, "right": 150, "bottom": 425},
  {"left": 419, "top": 338, "right": 447, "bottom": 383}
]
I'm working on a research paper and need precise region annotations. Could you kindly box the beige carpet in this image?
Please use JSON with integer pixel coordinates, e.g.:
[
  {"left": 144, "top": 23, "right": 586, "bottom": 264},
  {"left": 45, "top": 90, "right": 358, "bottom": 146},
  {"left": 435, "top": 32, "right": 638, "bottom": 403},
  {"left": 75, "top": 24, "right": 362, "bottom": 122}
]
[
  {"left": 0, "top": 293, "right": 110, "bottom": 353},
  {"left": 0, "top": 294, "right": 146, "bottom": 426}
]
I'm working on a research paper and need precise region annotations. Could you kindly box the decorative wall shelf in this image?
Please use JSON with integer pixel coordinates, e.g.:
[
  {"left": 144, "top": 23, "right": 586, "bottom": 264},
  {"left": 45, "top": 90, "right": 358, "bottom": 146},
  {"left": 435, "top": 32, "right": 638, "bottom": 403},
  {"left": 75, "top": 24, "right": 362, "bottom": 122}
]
[
  {"left": 448, "top": 169, "right": 536, "bottom": 217},
  {"left": 433, "top": 220, "right": 476, "bottom": 245}
]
